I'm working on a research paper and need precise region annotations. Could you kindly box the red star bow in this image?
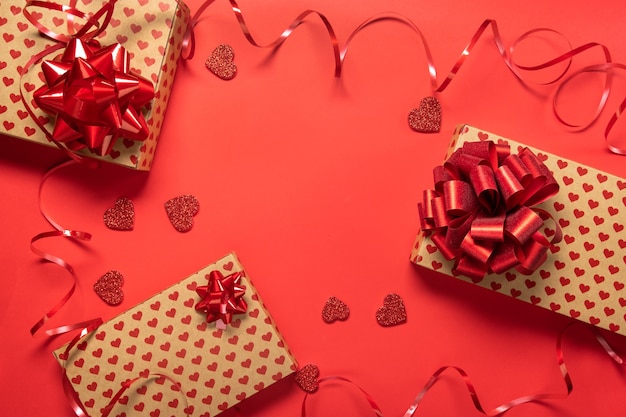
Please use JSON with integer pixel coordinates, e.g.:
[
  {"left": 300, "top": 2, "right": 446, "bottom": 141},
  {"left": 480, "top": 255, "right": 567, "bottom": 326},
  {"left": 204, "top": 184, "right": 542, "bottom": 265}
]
[
  {"left": 33, "top": 38, "right": 154, "bottom": 156},
  {"left": 195, "top": 270, "right": 248, "bottom": 325}
]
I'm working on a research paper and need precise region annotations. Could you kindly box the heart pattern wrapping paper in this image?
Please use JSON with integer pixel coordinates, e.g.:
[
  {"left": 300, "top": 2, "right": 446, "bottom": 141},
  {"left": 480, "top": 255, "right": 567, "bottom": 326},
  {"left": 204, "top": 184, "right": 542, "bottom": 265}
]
[
  {"left": 53, "top": 253, "right": 298, "bottom": 417},
  {"left": 411, "top": 124, "right": 626, "bottom": 336},
  {"left": 0, "top": 0, "right": 190, "bottom": 170}
]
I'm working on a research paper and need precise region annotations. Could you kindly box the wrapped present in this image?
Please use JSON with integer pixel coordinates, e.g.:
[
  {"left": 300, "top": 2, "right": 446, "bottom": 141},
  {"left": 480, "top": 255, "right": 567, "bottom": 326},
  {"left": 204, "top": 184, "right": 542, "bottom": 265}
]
[
  {"left": 0, "top": 0, "right": 190, "bottom": 170},
  {"left": 54, "top": 253, "right": 298, "bottom": 416},
  {"left": 411, "top": 124, "right": 626, "bottom": 335}
]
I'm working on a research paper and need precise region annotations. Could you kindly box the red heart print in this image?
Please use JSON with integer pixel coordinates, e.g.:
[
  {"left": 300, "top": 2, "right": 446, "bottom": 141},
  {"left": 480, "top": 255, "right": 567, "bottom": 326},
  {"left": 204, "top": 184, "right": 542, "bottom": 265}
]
[
  {"left": 206, "top": 44, "right": 237, "bottom": 80},
  {"left": 375, "top": 293, "right": 407, "bottom": 326},
  {"left": 321, "top": 296, "right": 349, "bottom": 323},
  {"left": 294, "top": 364, "right": 319, "bottom": 393},
  {"left": 408, "top": 96, "right": 441, "bottom": 133},
  {"left": 165, "top": 194, "right": 200, "bottom": 232},
  {"left": 103, "top": 197, "right": 135, "bottom": 231},
  {"left": 94, "top": 270, "right": 124, "bottom": 305}
]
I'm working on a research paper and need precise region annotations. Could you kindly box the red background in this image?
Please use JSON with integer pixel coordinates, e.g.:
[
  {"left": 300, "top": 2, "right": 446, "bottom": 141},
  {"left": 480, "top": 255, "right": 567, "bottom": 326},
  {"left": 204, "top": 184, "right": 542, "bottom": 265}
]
[{"left": 2, "top": 0, "right": 626, "bottom": 416}]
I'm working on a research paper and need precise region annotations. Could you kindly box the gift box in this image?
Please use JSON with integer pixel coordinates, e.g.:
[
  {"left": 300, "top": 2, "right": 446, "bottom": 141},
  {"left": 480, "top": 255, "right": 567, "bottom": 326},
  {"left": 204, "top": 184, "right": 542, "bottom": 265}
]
[
  {"left": 0, "top": 0, "right": 190, "bottom": 170},
  {"left": 411, "top": 124, "right": 626, "bottom": 335},
  {"left": 53, "top": 253, "right": 298, "bottom": 416}
]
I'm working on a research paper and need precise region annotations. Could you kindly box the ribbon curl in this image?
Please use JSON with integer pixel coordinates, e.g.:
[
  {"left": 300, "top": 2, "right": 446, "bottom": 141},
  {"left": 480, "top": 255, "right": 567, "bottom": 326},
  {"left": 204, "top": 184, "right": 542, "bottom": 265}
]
[
  {"left": 195, "top": 270, "right": 248, "bottom": 326},
  {"left": 418, "top": 140, "right": 561, "bottom": 280}
]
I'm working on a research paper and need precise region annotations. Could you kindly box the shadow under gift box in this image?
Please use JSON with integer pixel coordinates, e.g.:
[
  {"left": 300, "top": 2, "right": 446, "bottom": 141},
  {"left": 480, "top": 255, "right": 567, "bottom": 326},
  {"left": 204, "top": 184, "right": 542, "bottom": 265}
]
[
  {"left": 411, "top": 124, "right": 626, "bottom": 336},
  {"left": 53, "top": 253, "right": 298, "bottom": 416},
  {"left": 0, "top": 0, "right": 190, "bottom": 170}
]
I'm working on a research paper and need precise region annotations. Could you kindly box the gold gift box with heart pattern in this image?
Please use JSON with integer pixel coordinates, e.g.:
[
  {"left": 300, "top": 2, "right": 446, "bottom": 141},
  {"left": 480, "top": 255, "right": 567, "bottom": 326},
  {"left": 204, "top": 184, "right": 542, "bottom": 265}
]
[
  {"left": 54, "top": 252, "right": 298, "bottom": 416},
  {"left": 411, "top": 124, "right": 626, "bottom": 336},
  {"left": 0, "top": 0, "right": 190, "bottom": 170}
]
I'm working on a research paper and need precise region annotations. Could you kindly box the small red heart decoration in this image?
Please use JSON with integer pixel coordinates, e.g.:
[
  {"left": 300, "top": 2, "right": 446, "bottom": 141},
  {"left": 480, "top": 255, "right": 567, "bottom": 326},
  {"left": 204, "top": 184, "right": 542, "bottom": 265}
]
[
  {"left": 206, "top": 44, "right": 237, "bottom": 80},
  {"left": 408, "top": 96, "right": 441, "bottom": 133},
  {"left": 94, "top": 270, "right": 124, "bottom": 306},
  {"left": 321, "top": 296, "right": 349, "bottom": 323},
  {"left": 375, "top": 293, "right": 407, "bottom": 327},
  {"left": 295, "top": 364, "right": 319, "bottom": 393},
  {"left": 165, "top": 194, "right": 200, "bottom": 232},
  {"left": 103, "top": 197, "right": 135, "bottom": 231}
]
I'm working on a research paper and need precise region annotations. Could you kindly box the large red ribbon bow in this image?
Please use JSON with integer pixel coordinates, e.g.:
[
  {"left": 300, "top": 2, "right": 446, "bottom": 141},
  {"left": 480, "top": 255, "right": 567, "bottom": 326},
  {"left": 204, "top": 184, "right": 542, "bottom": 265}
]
[
  {"left": 195, "top": 270, "right": 248, "bottom": 326},
  {"left": 418, "top": 140, "right": 561, "bottom": 280},
  {"left": 33, "top": 38, "right": 154, "bottom": 156},
  {"left": 24, "top": 0, "right": 155, "bottom": 157}
]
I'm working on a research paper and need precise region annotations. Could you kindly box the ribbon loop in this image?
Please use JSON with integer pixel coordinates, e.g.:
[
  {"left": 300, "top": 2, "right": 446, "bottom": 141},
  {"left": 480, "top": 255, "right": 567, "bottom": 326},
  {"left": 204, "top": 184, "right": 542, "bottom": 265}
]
[{"left": 470, "top": 164, "right": 500, "bottom": 212}]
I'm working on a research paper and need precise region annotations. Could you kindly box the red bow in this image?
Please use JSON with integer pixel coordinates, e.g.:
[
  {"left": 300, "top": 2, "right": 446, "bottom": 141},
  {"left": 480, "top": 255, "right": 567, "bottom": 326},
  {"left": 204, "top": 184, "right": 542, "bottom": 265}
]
[
  {"left": 418, "top": 140, "right": 561, "bottom": 280},
  {"left": 33, "top": 38, "right": 154, "bottom": 156},
  {"left": 195, "top": 271, "right": 248, "bottom": 325}
]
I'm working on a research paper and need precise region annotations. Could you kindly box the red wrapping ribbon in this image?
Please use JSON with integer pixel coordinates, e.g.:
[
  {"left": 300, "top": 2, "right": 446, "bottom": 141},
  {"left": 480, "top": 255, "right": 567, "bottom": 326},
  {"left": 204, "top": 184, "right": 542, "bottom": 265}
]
[
  {"left": 299, "top": 323, "right": 625, "bottom": 417},
  {"left": 195, "top": 270, "right": 248, "bottom": 326},
  {"left": 403, "top": 323, "right": 625, "bottom": 416},
  {"left": 301, "top": 376, "right": 384, "bottom": 417},
  {"left": 29, "top": 159, "right": 99, "bottom": 337},
  {"left": 184, "top": 1, "right": 626, "bottom": 153},
  {"left": 22, "top": 0, "right": 154, "bottom": 157},
  {"left": 418, "top": 140, "right": 561, "bottom": 280},
  {"left": 33, "top": 38, "right": 154, "bottom": 156},
  {"left": 55, "top": 318, "right": 192, "bottom": 417}
]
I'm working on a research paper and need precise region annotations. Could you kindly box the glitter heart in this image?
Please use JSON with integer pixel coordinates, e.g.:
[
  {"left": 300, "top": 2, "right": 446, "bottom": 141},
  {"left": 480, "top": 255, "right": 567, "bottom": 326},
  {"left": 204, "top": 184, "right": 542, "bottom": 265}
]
[
  {"left": 94, "top": 270, "right": 124, "bottom": 306},
  {"left": 375, "top": 293, "right": 407, "bottom": 327},
  {"left": 165, "top": 194, "right": 199, "bottom": 232},
  {"left": 295, "top": 364, "right": 320, "bottom": 393},
  {"left": 103, "top": 197, "right": 134, "bottom": 231},
  {"left": 408, "top": 96, "right": 441, "bottom": 133},
  {"left": 321, "top": 296, "right": 349, "bottom": 323},
  {"left": 206, "top": 44, "right": 237, "bottom": 80}
]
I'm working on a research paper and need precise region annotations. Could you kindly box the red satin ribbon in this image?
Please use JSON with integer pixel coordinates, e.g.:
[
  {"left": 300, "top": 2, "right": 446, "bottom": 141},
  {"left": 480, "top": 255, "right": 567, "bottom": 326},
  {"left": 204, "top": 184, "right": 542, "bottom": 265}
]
[
  {"left": 301, "top": 376, "right": 384, "bottom": 417},
  {"left": 32, "top": 38, "right": 154, "bottom": 156},
  {"left": 403, "top": 322, "right": 625, "bottom": 417},
  {"left": 195, "top": 270, "right": 248, "bottom": 325},
  {"left": 185, "top": 1, "right": 626, "bottom": 153},
  {"left": 55, "top": 317, "right": 192, "bottom": 417},
  {"left": 29, "top": 160, "right": 99, "bottom": 337},
  {"left": 22, "top": 0, "right": 154, "bottom": 157},
  {"left": 418, "top": 140, "right": 561, "bottom": 280}
]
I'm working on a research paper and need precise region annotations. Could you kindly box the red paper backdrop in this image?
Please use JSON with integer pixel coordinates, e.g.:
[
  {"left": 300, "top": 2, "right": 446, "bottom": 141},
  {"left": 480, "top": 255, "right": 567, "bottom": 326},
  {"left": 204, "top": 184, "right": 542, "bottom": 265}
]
[{"left": 2, "top": 0, "right": 626, "bottom": 416}]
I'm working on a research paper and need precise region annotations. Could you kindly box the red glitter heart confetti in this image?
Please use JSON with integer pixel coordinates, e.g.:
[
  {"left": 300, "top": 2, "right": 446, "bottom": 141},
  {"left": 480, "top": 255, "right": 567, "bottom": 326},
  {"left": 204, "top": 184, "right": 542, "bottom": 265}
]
[
  {"left": 94, "top": 270, "right": 124, "bottom": 306},
  {"left": 206, "top": 44, "right": 237, "bottom": 80},
  {"left": 103, "top": 197, "right": 135, "bottom": 231},
  {"left": 408, "top": 96, "right": 441, "bottom": 133},
  {"left": 375, "top": 293, "right": 407, "bottom": 327},
  {"left": 322, "top": 296, "right": 350, "bottom": 323},
  {"left": 294, "top": 364, "right": 320, "bottom": 393},
  {"left": 165, "top": 194, "right": 200, "bottom": 232}
]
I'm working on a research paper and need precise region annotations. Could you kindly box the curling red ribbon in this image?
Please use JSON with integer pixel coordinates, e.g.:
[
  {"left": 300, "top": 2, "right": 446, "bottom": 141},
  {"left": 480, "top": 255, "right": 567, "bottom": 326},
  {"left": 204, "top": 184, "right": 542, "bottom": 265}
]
[
  {"left": 195, "top": 270, "right": 248, "bottom": 326},
  {"left": 403, "top": 323, "right": 625, "bottom": 417},
  {"left": 186, "top": 1, "right": 626, "bottom": 153},
  {"left": 418, "top": 140, "right": 561, "bottom": 280},
  {"left": 57, "top": 318, "right": 103, "bottom": 417},
  {"left": 301, "top": 376, "right": 384, "bottom": 417},
  {"left": 100, "top": 373, "right": 191, "bottom": 417},
  {"left": 29, "top": 159, "right": 99, "bottom": 337},
  {"left": 22, "top": 0, "right": 154, "bottom": 157}
]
